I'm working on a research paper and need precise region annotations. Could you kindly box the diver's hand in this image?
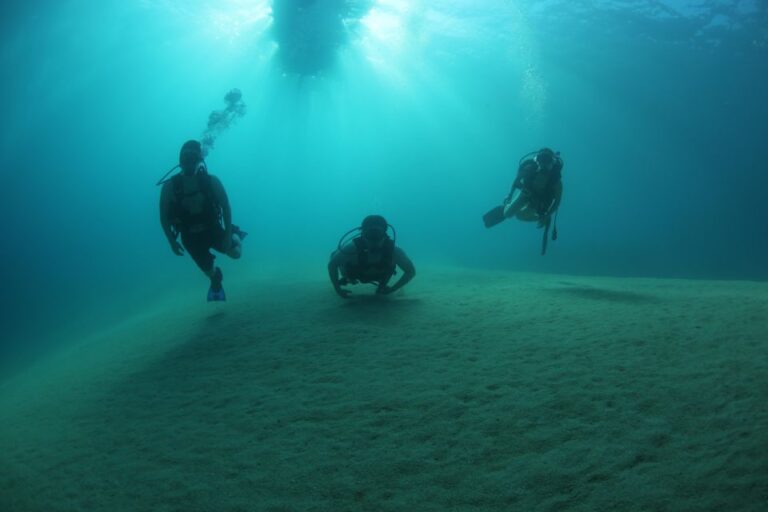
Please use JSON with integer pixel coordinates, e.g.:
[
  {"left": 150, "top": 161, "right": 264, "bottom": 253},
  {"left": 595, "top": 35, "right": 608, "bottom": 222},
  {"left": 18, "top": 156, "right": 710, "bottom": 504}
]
[
  {"left": 335, "top": 287, "right": 351, "bottom": 299},
  {"left": 170, "top": 239, "right": 185, "bottom": 256}
]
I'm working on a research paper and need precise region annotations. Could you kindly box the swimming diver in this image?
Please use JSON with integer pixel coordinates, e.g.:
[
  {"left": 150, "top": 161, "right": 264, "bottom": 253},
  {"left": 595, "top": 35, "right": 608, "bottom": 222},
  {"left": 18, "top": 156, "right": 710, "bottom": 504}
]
[
  {"left": 483, "top": 147, "right": 563, "bottom": 254},
  {"left": 158, "top": 140, "right": 246, "bottom": 301}
]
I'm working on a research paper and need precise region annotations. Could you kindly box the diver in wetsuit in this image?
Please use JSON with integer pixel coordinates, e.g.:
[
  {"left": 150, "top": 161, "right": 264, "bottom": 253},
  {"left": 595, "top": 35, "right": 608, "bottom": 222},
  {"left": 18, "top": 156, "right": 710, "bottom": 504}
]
[
  {"left": 328, "top": 215, "right": 416, "bottom": 298},
  {"left": 159, "top": 140, "right": 245, "bottom": 301},
  {"left": 483, "top": 147, "right": 563, "bottom": 254}
]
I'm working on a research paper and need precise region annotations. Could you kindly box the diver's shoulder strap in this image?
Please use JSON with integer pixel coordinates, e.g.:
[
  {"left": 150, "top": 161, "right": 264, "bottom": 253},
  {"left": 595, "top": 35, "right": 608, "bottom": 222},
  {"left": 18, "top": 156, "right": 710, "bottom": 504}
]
[
  {"left": 171, "top": 174, "right": 183, "bottom": 201},
  {"left": 382, "top": 238, "right": 395, "bottom": 262},
  {"left": 353, "top": 237, "right": 367, "bottom": 266}
]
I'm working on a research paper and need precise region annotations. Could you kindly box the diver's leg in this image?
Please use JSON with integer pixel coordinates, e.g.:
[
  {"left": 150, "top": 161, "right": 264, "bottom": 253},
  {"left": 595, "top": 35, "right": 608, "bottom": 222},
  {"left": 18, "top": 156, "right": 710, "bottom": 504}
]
[
  {"left": 186, "top": 230, "right": 224, "bottom": 300},
  {"left": 182, "top": 232, "right": 216, "bottom": 277},
  {"left": 503, "top": 193, "right": 530, "bottom": 219},
  {"left": 212, "top": 226, "right": 242, "bottom": 260},
  {"left": 515, "top": 207, "right": 539, "bottom": 222},
  {"left": 232, "top": 224, "right": 248, "bottom": 240},
  {"left": 227, "top": 233, "right": 242, "bottom": 259}
]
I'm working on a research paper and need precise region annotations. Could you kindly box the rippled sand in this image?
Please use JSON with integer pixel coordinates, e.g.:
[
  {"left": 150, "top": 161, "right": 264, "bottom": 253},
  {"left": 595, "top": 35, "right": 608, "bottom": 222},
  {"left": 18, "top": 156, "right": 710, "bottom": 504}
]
[{"left": 2, "top": 267, "right": 766, "bottom": 511}]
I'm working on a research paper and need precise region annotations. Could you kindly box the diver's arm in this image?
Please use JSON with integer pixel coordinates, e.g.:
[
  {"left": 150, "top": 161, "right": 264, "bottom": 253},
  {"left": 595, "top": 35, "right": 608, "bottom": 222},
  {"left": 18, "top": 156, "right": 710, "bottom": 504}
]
[
  {"left": 504, "top": 183, "right": 518, "bottom": 204},
  {"left": 505, "top": 163, "right": 531, "bottom": 203},
  {"left": 160, "top": 183, "right": 171, "bottom": 242},
  {"left": 553, "top": 181, "right": 563, "bottom": 211},
  {"left": 504, "top": 175, "right": 523, "bottom": 203},
  {"left": 327, "top": 252, "right": 350, "bottom": 298},
  {"left": 512, "top": 173, "right": 525, "bottom": 191},
  {"left": 537, "top": 181, "right": 563, "bottom": 228},
  {"left": 547, "top": 181, "right": 563, "bottom": 216},
  {"left": 160, "top": 184, "right": 183, "bottom": 255},
  {"left": 159, "top": 184, "right": 175, "bottom": 241},
  {"left": 380, "top": 249, "right": 416, "bottom": 294},
  {"left": 327, "top": 260, "right": 341, "bottom": 289}
]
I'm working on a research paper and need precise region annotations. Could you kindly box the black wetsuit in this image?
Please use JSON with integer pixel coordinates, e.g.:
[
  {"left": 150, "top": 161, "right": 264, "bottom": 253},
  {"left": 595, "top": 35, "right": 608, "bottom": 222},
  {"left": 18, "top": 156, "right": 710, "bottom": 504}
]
[
  {"left": 512, "top": 159, "right": 562, "bottom": 215},
  {"left": 342, "top": 237, "right": 396, "bottom": 286},
  {"left": 169, "top": 173, "right": 226, "bottom": 273}
]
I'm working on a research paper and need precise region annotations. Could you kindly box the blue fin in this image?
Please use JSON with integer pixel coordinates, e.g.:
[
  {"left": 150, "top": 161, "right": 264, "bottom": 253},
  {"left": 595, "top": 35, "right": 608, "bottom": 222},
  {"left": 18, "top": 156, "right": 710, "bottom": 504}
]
[
  {"left": 207, "top": 286, "right": 226, "bottom": 302},
  {"left": 207, "top": 267, "right": 226, "bottom": 301}
]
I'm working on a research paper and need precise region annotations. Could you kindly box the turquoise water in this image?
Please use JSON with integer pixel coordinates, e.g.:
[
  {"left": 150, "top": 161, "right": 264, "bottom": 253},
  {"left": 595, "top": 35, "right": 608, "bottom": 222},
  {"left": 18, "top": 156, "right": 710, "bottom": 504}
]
[{"left": 1, "top": 1, "right": 766, "bottom": 362}]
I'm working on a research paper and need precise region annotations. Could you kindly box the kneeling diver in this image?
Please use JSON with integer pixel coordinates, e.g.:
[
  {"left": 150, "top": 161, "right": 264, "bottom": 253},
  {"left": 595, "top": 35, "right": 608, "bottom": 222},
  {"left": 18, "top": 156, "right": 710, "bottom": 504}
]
[{"left": 328, "top": 215, "right": 416, "bottom": 298}]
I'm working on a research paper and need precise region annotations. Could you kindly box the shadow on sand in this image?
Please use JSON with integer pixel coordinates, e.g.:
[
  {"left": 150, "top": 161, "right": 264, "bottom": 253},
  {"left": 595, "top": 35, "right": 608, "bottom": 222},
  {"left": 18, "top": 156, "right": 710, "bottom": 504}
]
[
  {"left": 320, "top": 293, "right": 424, "bottom": 326},
  {"left": 341, "top": 294, "right": 421, "bottom": 309},
  {"left": 75, "top": 285, "right": 428, "bottom": 511},
  {"left": 550, "top": 283, "right": 659, "bottom": 304}
]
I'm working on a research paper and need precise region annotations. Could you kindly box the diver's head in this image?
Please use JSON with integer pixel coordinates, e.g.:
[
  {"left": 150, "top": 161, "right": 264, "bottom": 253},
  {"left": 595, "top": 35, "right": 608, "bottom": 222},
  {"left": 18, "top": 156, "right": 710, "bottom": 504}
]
[
  {"left": 179, "top": 140, "right": 204, "bottom": 175},
  {"left": 361, "top": 215, "right": 388, "bottom": 246},
  {"left": 535, "top": 148, "right": 556, "bottom": 171}
]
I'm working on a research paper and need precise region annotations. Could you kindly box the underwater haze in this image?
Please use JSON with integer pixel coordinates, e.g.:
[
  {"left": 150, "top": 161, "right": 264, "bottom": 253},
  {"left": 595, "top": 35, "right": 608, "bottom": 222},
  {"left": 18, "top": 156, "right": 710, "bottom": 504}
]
[
  {"left": 2, "top": 1, "right": 767, "bottom": 344},
  {"left": 1, "top": 1, "right": 767, "bottom": 509},
  {"left": 2, "top": 0, "right": 765, "bottom": 357}
]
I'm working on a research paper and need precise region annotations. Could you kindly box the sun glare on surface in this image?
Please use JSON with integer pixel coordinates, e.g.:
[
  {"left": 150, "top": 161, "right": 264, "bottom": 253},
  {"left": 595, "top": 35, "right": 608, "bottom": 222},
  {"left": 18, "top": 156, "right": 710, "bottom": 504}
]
[
  {"left": 356, "top": 0, "right": 414, "bottom": 84},
  {"left": 206, "top": 0, "right": 272, "bottom": 43},
  {"left": 141, "top": 0, "right": 273, "bottom": 43},
  {"left": 361, "top": 0, "right": 410, "bottom": 48}
]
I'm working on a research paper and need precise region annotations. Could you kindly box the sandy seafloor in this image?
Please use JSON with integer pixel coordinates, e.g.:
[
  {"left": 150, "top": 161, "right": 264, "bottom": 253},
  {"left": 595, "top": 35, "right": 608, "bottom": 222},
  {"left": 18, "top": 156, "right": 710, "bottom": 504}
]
[{"left": 1, "top": 266, "right": 767, "bottom": 512}]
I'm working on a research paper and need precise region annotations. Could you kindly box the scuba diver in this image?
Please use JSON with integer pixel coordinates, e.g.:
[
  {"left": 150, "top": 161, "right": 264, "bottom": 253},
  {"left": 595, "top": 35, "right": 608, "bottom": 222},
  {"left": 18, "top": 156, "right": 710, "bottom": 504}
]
[
  {"left": 158, "top": 140, "right": 246, "bottom": 301},
  {"left": 328, "top": 215, "right": 416, "bottom": 298},
  {"left": 483, "top": 147, "right": 564, "bottom": 255}
]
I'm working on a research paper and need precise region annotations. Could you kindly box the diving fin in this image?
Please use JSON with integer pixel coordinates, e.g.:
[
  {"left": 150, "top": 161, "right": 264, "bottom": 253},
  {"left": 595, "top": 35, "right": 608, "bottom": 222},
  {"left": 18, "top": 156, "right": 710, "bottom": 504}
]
[
  {"left": 207, "top": 267, "right": 226, "bottom": 302},
  {"left": 207, "top": 286, "right": 226, "bottom": 302},
  {"left": 483, "top": 205, "right": 506, "bottom": 228}
]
